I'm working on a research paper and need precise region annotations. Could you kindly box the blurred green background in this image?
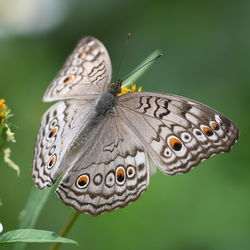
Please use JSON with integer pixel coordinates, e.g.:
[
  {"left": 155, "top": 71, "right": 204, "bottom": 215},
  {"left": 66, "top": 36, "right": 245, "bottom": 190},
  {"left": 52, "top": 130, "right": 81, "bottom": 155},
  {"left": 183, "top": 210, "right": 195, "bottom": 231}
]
[{"left": 0, "top": 0, "right": 249, "bottom": 249}]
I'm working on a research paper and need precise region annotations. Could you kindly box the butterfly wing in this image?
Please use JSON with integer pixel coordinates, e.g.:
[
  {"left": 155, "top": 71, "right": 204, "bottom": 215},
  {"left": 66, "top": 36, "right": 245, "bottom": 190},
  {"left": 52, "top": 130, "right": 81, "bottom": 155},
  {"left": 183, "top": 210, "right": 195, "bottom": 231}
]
[
  {"left": 32, "top": 100, "right": 94, "bottom": 189},
  {"left": 56, "top": 114, "right": 149, "bottom": 215},
  {"left": 43, "top": 37, "right": 112, "bottom": 102},
  {"left": 117, "top": 92, "right": 239, "bottom": 175}
]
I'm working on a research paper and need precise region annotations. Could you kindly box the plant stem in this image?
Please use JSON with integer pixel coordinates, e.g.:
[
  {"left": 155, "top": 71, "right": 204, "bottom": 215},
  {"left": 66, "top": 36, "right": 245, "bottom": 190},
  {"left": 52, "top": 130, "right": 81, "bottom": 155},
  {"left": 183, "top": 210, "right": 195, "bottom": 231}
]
[{"left": 49, "top": 210, "right": 80, "bottom": 250}]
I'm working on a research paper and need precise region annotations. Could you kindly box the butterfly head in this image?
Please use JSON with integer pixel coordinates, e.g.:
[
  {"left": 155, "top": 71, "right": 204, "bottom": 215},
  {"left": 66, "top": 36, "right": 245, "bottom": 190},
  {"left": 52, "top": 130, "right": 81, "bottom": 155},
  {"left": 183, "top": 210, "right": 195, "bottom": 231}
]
[
  {"left": 109, "top": 80, "right": 122, "bottom": 96},
  {"left": 96, "top": 81, "right": 122, "bottom": 115}
]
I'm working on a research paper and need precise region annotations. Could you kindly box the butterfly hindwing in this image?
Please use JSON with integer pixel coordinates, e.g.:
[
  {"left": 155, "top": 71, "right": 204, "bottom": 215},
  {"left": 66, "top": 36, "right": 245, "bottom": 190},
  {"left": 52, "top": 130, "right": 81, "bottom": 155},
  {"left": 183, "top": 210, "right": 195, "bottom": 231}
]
[
  {"left": 32, "top": 100, "right": 94, "bottom": 189},
  {"left": 56, "top": 115, "right": 149, "bottom": 215},
  {"left": 117, "top": 92, "right": 239, "bottom": 175},
  {"left": 43, "top": 37, "right": 112, "bottom": 102}
]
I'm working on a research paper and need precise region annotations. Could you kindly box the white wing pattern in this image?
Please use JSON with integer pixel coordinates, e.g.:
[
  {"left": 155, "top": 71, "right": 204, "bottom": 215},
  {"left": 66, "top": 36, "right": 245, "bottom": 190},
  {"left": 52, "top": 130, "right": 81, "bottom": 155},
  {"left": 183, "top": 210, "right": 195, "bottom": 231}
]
[
  {"left": 32, "top": 100, "right": 94, "bottom": 189},
  {"left": 43, "top": 37, "right": 112, "bottom": 102},
  {"left": 117, "top": 92, "right": 239, "bottom": 175},
  {"left": 56, "top": 115, "right": 149, "bottom": 215}
]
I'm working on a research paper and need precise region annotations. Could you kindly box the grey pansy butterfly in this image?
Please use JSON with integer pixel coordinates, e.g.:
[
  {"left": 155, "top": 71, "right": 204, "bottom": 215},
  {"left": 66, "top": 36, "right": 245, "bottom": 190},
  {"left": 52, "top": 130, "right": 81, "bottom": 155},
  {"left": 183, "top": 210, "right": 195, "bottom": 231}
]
[{"left": 32, "top": 36, "right": 239, "bottom": 215}]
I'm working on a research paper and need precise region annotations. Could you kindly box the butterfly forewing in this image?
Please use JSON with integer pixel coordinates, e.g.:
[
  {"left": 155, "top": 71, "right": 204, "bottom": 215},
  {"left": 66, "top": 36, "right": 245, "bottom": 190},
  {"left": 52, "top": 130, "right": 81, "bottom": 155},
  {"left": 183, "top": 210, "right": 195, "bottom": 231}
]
[
  {"left": 117, "top": 92, "right": 239, "bottom": 175},
  {"left": 43, "top": 37, "right": 112, "bottom": 102},
  {"left": 56, "top": 115, "right": 149, "bottom": 215}
]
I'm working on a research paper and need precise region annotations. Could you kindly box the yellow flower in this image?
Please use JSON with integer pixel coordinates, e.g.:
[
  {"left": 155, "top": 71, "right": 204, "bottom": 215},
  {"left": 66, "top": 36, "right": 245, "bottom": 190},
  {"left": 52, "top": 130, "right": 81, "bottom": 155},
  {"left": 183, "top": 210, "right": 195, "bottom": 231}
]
[
  {"left": 118, "top": 83, "right": 142, "bottom": 96},
  {"left": 0, "top": 99, "right": 19, "bottom": 176},
  {"left": 131, "top": 84, "right": 136, "bottom": 92},
  {"left": 0, "top": 99, "right": 6, "bottom": 118}
]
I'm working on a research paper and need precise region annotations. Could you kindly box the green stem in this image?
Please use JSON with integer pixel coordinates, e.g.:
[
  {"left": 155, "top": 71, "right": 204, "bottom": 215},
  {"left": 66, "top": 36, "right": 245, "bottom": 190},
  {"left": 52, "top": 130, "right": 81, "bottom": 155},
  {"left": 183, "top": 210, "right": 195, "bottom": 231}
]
[{"left": 49, "top": 211, "right": 80, "bottom": 250}]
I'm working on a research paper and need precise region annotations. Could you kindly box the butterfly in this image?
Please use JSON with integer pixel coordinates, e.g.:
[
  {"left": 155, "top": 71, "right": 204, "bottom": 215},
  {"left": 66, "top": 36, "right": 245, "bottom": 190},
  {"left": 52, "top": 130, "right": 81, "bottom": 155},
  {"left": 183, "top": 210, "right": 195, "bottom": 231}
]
[{"left": 32, "top": 36, "right": 239, "bottom": 215}]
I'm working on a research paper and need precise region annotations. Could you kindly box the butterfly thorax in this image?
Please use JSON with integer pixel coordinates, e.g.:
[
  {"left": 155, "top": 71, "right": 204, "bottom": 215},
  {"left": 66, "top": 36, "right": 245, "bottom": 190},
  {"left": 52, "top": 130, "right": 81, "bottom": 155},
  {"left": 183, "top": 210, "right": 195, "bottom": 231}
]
[{"left": 95, "top": 80, "right": 122, "bottom": 115}]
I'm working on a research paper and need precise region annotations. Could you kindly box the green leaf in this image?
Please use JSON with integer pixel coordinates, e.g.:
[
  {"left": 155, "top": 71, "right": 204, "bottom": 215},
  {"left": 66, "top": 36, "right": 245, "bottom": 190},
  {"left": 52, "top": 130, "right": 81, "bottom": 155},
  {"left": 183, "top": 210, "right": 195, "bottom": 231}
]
[
  {"left": 123, "top": 49, "right": 161, "bottom": 86},
  {"left": 0, "top": 229, "right": 77, "bottom": 245},
  {"left": 18, "top": 186, "right": 54, "bottom": 229}
]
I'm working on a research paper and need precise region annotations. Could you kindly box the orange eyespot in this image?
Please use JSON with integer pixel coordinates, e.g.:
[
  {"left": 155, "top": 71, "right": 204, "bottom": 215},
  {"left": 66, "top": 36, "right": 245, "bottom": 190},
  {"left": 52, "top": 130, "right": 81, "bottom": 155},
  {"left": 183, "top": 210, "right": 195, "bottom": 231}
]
[
  {"left": 128, "top": 168, "right": 133, "bottom": 175},
  {"left": 211, "top": 122, "right": 219, "bottom": 131},
  {"left": 127, "top": 166, "right": 135, "bottom": 178},
  {"left": 78, "top": 52, "right": 86, "bottom": 59},
  {"left": 116, "top": 166, "right": 125, "bottom": 184},
  {"left": 48, "top": 154, "right": 56, "bottom": 168},
  {"left": 76, "top": 174, "right": 89, "bottom": 189},
  {"left": 48, "top": 127, "right": 58, "bottom": 138},
  {"left": 168, "top": 137, "right": 182, "bottom": 151},
  {"left": 63, "top": 75, "right": 73, "bottom": 84},
  {"left": 202, "top": 126, "right": 214, "bottom": 136},
  {"left": 84, "top": 47, "right": 90, "bottom": 52}
]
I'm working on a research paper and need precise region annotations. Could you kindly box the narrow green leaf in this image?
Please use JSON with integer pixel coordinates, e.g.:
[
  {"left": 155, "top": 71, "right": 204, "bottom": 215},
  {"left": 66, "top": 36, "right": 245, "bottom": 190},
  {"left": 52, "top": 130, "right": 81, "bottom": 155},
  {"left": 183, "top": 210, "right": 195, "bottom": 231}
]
[
  {"left": 14, "top": 186, "right": 55, "bottom": 250},
  {"left": 18, "top": 186, "right": 54, "bottom": 229},
  {"left": 0, "top": 229, "right": 77, "bottom": 245},
  {"left": 123, "top": 49, "right": 161, "bottom": 87}
]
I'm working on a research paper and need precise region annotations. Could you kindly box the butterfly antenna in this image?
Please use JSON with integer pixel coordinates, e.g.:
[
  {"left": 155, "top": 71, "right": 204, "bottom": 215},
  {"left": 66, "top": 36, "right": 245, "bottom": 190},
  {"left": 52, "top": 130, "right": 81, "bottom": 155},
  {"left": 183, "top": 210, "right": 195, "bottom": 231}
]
[
  {"left": 114, "top": 33, "right": 132, "bottom": 82},
  {"left": 121, "top": 53, "right": 164, "bottom": 82}
]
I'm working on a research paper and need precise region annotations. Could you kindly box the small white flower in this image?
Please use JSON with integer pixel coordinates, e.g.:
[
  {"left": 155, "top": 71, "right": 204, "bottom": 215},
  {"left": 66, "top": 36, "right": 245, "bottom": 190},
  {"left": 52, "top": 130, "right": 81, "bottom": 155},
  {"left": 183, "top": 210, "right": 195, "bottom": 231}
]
[{"left": 0, "top": 223, "right": 3, "bottom": 233}]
